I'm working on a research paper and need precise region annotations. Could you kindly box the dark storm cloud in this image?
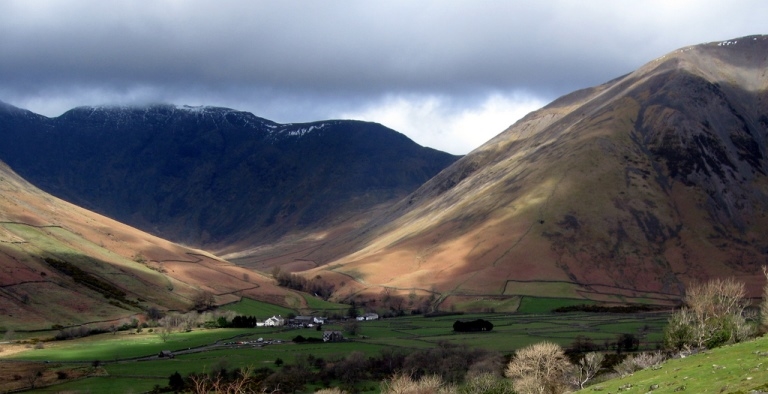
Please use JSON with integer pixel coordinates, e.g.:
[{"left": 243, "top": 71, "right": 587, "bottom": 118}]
[{"left": 1, "top": 0, "right": 766, "bottom": 153}]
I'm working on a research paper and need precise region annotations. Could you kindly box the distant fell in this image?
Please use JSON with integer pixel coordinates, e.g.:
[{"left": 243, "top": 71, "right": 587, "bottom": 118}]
[{"left": 0, "top": 104, "right": 459, "bottom": 249}]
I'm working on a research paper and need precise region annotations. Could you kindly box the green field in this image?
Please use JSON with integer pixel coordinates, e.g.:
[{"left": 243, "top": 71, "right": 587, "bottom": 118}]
[
  {"left": 516, "top": 296, "right": 597, "bottom": 314},
  {"left": 7, "top": 308, "right": 671, "bottom": 393},
  {"left": 576, "top": 335, "right": 768, "bottom": 393},
  {"left": 300, "top": 293, "right": 350, "bottom": 314},
  {"left": 9, "top": 328, "right": 261, "bottom": 362},
  {"left": 220, "top": 297, "right": 296, "bottom": 317}
]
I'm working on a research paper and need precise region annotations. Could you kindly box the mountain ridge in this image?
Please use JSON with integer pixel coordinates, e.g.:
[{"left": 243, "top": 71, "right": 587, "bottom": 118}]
[
  {"left": 0, "top": 103, "right": 459, "bottom": 249},
  {"left": 289, "top": 35, "right": 768, "bottom": 308},
  {"left": 0, "top": 159, "right": 299, "bottom": 331},
  {"left": 3, "top": 35, "right": 768, "bottom": 316}
]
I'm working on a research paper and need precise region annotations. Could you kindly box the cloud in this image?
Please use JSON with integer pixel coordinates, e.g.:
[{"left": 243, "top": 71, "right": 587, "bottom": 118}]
[
  {"left": 338, "top": 92, "right": 546, "bottom": 155},
  {"left": 1, "top": 0, "right": 767, "bottom": 153}
]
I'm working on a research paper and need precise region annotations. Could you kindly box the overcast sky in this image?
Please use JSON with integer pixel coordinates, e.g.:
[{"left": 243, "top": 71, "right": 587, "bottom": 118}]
[{"left": 1, "top": 1, "right": 766, "bottom": 154}]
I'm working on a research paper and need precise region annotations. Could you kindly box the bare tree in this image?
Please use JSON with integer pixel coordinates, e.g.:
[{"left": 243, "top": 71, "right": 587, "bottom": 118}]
[
  {"left": 569, "top": 351, "right": 604, "bottom": 390},
  {"left": 26, "top": 367, "right": 44, "bottom": 389},
  {"left": 761, "top": 266, "right": 768, "bottom": 334},
  {"left": 157, "top": 316, "right": 174, "bottom": 342},
  {"left": 193, "top": 290, "right": 216, "bottom": 310},
  {"left": 506, "top": 341, "right": 571, "bottom": 394},
  {"left": 380, "top": 373, "right": 456, "bottom": 394},
  {"left": 341, "top": 319, "right": 361, "bottom": 336},
  {"left": 666, "top": 277, "right": 752, "bottom": 350}
]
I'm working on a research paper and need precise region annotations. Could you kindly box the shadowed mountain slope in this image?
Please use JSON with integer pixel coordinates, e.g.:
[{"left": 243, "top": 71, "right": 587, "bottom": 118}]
[
  {"left": 0, "top": 104, "right": 458, "bottom": 249},
  {"left": 298, "top": 35, "right": 768, "bottom": 308},
  {"left": 0, "top": 160, "right": 298, "bottom": 331}
]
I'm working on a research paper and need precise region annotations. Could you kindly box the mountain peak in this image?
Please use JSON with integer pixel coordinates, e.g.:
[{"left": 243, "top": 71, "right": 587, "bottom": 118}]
[{"left": 296, "top": 35, "right": 768, "bottom": 306}]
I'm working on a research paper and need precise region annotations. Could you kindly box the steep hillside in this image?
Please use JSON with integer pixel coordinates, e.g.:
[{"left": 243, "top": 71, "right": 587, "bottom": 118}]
[
  {"left": 0, "top": 160, "right": 297, "bottom": 331},
  {"left": 0, "top": 104, "right": 458, "bottom": 249},
  {"left": 300, "top": 35, "right": 768, "bottom": 307},
  {"left": 576, "top": 335, "right": 768, "bottom": 393}
]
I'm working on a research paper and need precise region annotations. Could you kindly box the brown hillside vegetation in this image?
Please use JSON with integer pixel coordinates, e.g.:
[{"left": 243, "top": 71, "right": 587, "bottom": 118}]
[
  {"left": 0, "top": 161, "right": 296, "bottom": 330},
  {"left": 283, "top": 35, "right": 768, "bottom": 307}
]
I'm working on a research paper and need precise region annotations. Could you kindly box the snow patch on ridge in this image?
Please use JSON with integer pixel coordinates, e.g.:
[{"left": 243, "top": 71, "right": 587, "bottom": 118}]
[{"left": 277, "top": 122, "right": 330, "bottom": 137}]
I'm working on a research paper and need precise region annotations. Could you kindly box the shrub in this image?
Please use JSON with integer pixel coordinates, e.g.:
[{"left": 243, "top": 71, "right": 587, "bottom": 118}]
[
  {"left": 613, "top": 351, "right": 664, "bottom": 377},
  {"left": 380, "top": 373, "right": 457, "bottom": 394},
  {"left": 315, "top": 389, "right": 347, "bottom": 394},
  {"left": 461, "top": 372, "right": 512, "bottom": 394},
  {"left": 506, "top": 341, "right": 571, "bottom": 394}
]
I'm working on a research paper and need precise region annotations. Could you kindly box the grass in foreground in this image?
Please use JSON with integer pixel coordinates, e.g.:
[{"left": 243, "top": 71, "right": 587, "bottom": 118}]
[{"left": 579, "top": 335, "right": 768, "bottom": 393}]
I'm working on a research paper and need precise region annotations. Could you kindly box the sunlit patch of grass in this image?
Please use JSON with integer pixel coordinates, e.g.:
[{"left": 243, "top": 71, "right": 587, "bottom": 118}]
[
  {"left": 503, "top": 280, "right": 585, "bottom": 299},
  {"left": 9, "top": 329, "right": 259, "bottom": 362},
  {"left": 301, "top": 294, "right": 349, "bottom": 313},
  {"left": 220, "top": 297, "right": 295, "bottom": 318},
  {"left": 449, "top": 295, "right": 521, "bottom": 313},
  {"left": 516, "top": 296, "right": 595, "bottom": 313}
]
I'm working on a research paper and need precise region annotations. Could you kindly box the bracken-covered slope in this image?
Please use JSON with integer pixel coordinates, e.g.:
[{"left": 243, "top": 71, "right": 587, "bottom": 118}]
[
  {"left": 304, "top": 35, "right": 768, "bottom": 308},
  {"left": 0, "top": 160, "right": 298, "bottom": 331},
  {"left": 0, "top": 104, "right": 459, "bottom": 250}
]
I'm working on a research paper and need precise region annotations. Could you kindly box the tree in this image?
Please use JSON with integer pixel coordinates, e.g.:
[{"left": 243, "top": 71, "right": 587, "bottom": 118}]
[
  {"left": 347, "top": 301, "right": 359, "bottom": 319},
  {"left": 615, "top": 333, "right": 639, "bottom": 353},
  {"left": 26, "top": 367, "right": 44, "bottom": 389},
  {"left": 157, "top": 316, "right": 174, "bottom": 342},
  {"left": 342, "top": 320, "right": 361, "bottom": 336},
  {"left": 664, "top": 277, "right": 753, "bottom": 350},
  {"left": 193, "top": 290, "right": 215, "bottom": 310},
  {"left": 168, "top": 371, "right": 185, "bottom": 392},
  {"left": 506, "top": 341, "right": 571, "bottom": 394},
  {"left": 761, "top": 266, "right": 768, "bottom": 334},
  {"left": 569, "top": 352, "right": 603, "bottom": 390},
  {"left": 146, "top": 306, "right": 163, "bottom": 321},
  {"left": 380, "top": 373, "right": 454, "bottom": 394}
]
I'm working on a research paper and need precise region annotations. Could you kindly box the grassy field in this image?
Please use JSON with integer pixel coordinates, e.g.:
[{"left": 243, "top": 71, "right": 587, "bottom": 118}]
[
  {"left": 8, "top": 328, "right": 260, "bottom": 362},
  {"left": 5, "top": 305, "right": 672, "bottom": 393},
  {"left": 220, "top": 297, "right": 296, "bottom": 317},
  {"left": 577, "top": 334, "right": 768, "bottom": 393},
  {"left": 300, "top": 294, "right": 350, "bottom": 315},
  {"left": 516, "top": 296, "right": 597, "bottom": 314}
]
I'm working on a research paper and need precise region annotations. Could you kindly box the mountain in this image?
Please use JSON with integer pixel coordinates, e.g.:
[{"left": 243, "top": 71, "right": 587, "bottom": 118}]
[
  {"left": 0, "top": 159, "right": 297, "bottom": 331},
  {"left": 0, "top": 104, "right": 459, "bottom": 250},
  {"left": 295, "top": 35, "right": 768, "bottom": 309}
]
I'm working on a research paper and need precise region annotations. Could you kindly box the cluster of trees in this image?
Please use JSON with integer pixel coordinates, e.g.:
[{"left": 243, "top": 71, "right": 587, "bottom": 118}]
[
  {"left": 272, "top": 268, "right": 335, "bottom": 300},
  {"left": 43, "top": 257, "right": 139, "bottom": 308},
  {"left": 228, "top": 315, "right": 258, "bottom": 328},
  {"left": 151, "top": 342, "right": 502, "bottom": 393},
  {"left": 151, "top": 310, "right": 238, "bottom": 342},
  {"left": 452, "top": 319, "right": 493, "bottom": 332}
]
